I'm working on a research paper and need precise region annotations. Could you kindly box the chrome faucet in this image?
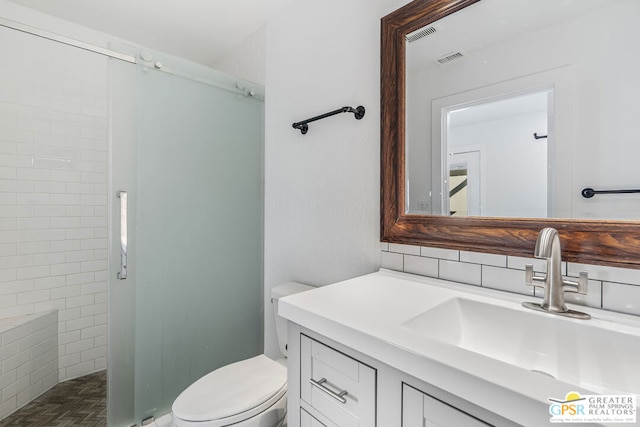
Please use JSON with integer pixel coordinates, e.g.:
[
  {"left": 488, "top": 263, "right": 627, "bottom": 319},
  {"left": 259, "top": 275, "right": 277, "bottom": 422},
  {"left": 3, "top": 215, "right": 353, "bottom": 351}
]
[{"left": 522, "top": 227, "right": 591, "bottom": 319}]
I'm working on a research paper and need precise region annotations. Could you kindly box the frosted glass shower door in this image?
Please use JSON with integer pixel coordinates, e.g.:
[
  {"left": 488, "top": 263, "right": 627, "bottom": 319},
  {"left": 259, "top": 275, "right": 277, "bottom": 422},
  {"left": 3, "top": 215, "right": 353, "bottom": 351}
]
[
  {"left": 134, "top": 65, "right": 264, "bottom": 420},
  {"left": 110, "top": 58, "right": 264, "bottom": 424}
]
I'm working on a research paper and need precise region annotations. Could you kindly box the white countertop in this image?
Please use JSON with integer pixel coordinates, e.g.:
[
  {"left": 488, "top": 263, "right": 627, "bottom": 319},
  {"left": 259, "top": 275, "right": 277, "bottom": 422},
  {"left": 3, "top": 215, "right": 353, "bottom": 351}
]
[{"left": 279, "top": 269, "right": 640, "bottom": 426}]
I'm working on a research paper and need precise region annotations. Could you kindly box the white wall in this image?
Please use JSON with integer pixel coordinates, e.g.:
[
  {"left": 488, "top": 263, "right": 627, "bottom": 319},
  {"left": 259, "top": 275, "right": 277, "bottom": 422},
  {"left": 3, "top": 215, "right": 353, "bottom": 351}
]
[
  {"left": 262, "top": 0, "right": 409, "bottom": 359},
  {"left": 214, "top": 25, "right": 267, "bottom": 86}
]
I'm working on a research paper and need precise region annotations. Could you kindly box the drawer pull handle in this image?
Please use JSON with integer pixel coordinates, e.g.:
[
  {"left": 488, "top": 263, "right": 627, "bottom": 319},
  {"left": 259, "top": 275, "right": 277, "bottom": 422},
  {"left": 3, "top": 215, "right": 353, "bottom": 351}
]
[{"left": 309, "top": 378, "right": 348, "bottom": 404}]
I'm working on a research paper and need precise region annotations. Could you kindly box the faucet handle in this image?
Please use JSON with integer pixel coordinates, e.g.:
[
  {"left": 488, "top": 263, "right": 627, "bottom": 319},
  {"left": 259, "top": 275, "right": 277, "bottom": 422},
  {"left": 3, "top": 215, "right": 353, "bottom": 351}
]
[
  {"left": 525, "top": 264, "right": 534, "bottom": 286},
  {"left": 577, "top": 271, "right": 588, "bottom": 294},
  {"left": 562, "top": 271, "right": 589, "bottom": 295},
  {"left": 525, "top": 264, "right": 546, "bottom": 289}
]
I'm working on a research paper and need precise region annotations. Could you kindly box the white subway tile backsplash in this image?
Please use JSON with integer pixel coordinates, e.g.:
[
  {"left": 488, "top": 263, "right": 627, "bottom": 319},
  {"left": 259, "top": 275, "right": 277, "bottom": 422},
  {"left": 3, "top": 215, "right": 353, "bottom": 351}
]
[
  {"left": 564, "top": 280, "right": 602, "bottom": 309},
  {"left": 569, "top": 263, "right": 640, "bottom": 287},
  {"left": 461, "top": 251, "right": 506, "bottom": 267},
  {"left": 420, "top": 246, "right": 459, "bottom": 261},
  {"left": 388, "top": 243, "right": 421, "bottom": 256},
  {"left": 380, "top": 251, "right": 403, "bottom": 271},
  {"left": 439, "top": 260, "right": 481, "bottom": 286},
  {"left": 507, "top": 255, "right": 548, "bottom": 272},
  {"left": 481, "top": 265, "right": 532, "bottom": 296},
  {"left": 381, "top": 244, "right": 640, "bottom": 319},
  {"left": 602, "top": 282, "right": 640, "bottom": 316},
  {"left": 404, "top": 255, "right": 438, "bottom": 278}
]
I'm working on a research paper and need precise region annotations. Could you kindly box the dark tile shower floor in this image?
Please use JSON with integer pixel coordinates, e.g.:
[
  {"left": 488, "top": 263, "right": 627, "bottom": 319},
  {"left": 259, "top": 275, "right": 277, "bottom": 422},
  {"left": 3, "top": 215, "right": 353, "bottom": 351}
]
[{"left": 0, "top": 370, "right": 106, "bottom": 427}]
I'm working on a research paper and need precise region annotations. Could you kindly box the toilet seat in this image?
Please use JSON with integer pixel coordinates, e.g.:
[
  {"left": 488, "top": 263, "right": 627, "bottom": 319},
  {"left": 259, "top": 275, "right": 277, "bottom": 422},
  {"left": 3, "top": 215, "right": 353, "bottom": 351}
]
[{"left": 172, "top": 355, "right": 287, "bottom": 426}]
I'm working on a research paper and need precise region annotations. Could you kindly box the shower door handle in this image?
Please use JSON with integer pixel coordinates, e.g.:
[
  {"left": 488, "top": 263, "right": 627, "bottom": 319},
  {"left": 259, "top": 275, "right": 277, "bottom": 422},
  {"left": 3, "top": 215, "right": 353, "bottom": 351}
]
[{"left": 117, "top": 191, "right": 128, "bottom": 280}]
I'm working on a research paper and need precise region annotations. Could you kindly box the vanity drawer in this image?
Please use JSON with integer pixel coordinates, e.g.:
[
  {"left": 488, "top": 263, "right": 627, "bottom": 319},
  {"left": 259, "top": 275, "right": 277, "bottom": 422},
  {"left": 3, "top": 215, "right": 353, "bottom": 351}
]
[
  {"left": 301, "top": 407, "right": 335, "bottom": 427},
  {"left": 300, "top": 335, "right": 376, "bottom": 427}
]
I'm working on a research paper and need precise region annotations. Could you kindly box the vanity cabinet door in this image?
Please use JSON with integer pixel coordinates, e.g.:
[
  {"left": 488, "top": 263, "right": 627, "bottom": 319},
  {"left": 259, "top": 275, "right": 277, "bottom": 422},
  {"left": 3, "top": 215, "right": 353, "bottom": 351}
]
[
  {"left": 300, "top": 335, "right": 376, "bottom": 427},
  {"left": 402, "top": 384, "right": 491, "bottom": 427}
]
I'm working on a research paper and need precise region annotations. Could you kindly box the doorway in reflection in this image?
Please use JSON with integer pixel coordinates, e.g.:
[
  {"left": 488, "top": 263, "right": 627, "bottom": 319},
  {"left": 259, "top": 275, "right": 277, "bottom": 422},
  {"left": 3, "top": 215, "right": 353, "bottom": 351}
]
[
  {"left": 448, "top": 150, "right": 480, "bottom": 216},
  {"left": 444, "top": 90, "right": 550, "bottom": 217}
]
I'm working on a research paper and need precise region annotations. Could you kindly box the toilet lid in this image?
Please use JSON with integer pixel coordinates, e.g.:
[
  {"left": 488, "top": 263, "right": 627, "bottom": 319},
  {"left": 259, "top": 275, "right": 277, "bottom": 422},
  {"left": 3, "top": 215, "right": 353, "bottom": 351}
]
[{"left": 172, "top": 354, "right": 287, "bottom": 422}]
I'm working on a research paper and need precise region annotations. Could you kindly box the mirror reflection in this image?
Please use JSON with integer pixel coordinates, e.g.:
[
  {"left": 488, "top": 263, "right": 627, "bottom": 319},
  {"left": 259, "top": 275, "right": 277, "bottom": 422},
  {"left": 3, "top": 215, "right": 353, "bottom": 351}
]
[{"left": 405, "top": 0, "right": 640, "bottom": 220}]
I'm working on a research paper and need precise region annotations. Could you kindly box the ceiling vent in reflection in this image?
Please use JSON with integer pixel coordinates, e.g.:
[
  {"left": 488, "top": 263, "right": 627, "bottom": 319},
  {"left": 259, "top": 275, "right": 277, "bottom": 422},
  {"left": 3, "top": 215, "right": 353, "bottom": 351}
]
[
  {"left": 436, "top": 51, "right": 466, "bottom": 65},
  {"left": 406, "top": 25, "right": 437, "bottom": 42}
]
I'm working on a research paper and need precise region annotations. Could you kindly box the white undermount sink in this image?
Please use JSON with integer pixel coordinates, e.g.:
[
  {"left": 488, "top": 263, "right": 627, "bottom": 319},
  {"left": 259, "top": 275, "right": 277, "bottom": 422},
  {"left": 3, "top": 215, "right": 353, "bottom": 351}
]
[{"left": 402, "top": 297, "right": 640, "bottom": 396}]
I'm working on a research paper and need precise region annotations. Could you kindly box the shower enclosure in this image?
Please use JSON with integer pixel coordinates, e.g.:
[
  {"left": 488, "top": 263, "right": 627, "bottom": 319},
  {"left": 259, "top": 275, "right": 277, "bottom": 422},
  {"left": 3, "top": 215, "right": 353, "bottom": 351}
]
[
  {"left": 0, "top": 16, "right": 263, "bottom": 424},
  {"left": 109, "top": 50, "right": 264, "bottom": 425}
]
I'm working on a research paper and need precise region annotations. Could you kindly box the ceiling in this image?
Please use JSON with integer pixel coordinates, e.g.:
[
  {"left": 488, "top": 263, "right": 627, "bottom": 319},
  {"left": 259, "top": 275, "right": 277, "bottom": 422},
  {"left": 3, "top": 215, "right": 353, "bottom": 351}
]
[{"left": 7, "top": 0, "right": 295, "bottom": 68}]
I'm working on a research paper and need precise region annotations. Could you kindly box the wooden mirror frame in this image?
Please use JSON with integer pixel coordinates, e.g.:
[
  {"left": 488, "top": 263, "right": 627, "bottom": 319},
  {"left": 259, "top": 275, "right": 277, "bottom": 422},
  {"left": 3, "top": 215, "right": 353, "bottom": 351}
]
[{"left": 380, "top": 0, "right": 640, "bottom": 269}]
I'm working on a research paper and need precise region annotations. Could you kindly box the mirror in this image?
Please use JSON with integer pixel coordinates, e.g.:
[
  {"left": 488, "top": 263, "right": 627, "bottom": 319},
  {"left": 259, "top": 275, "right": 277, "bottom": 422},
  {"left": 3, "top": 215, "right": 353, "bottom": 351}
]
[
  {"left": 381, "top": 0, "right": 640, "bottom": 268},
  {"left": 404, "top": 0, "right": 640, "bottom": 219}
]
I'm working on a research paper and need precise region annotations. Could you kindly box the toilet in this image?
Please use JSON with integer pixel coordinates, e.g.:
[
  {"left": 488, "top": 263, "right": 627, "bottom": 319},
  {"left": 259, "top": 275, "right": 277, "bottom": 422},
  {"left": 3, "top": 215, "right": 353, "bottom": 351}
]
[{"left": 172, "top": 282, "right": 314, "bottom": 427}]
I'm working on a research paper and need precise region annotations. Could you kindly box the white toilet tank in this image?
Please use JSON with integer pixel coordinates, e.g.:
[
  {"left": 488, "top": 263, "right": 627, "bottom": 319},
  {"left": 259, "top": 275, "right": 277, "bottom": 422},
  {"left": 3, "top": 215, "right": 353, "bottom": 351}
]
[{"left": 270, "top": 282, "right": 314, "bottom": 356}]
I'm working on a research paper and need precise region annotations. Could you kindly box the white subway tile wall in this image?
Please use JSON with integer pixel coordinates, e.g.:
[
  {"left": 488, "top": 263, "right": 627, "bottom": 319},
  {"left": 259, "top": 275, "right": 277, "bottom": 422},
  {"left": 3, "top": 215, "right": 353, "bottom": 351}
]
[
  {"left": 0, "top": 27, "right": 108, "bottom": 384},
  {"left": 0, "top": 310, "right": 58, "bottom": 419},
  {"left": 381, "top": 243, "right": 640, "bottom": 316}
]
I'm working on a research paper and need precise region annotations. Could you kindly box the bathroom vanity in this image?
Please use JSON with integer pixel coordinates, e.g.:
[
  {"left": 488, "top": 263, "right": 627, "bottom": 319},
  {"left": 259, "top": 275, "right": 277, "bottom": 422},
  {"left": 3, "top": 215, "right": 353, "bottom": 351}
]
[{"left": 279, "top": 270, "right": 640, "bottom": 426}]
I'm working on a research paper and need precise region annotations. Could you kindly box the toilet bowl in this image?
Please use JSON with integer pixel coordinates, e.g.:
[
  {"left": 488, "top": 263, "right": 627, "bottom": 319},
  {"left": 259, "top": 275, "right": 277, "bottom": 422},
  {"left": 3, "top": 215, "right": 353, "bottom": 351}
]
[{"left": 172, "top": 282, "right": 313, "bottom": 427}]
